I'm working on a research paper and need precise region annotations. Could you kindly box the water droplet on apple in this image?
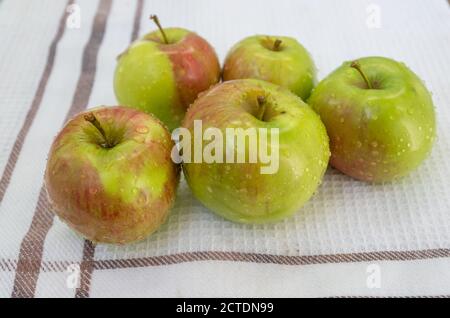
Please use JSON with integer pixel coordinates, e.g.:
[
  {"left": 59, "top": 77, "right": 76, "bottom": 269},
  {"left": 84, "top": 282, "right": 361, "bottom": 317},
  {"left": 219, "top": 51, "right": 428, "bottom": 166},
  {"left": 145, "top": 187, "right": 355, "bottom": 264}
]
[
  {"left": 136, "top": 126, "right": 149, "bottom": 134},
  {"left": 371, "top": 141, "right": 378, "bottom": 148},
  {"left": 418, "top": 126, "right": 423, "bottom": 131},
  {"left": 138, "top": 192, "right": 147, "bottom": 205},
  {"left": 207, "top": 186, "right": 213, "bottom": 193},
  {"left": 133, "top": 136, "right": 144, "bottom": 143}
]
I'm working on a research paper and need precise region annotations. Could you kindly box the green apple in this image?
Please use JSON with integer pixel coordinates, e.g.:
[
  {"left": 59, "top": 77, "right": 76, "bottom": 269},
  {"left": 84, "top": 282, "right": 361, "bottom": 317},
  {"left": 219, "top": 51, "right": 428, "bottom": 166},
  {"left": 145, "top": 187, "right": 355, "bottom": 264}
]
[
  {"left": 308, "top": 56, "right": 436, "bottom": 182},
  {"left": 45, "top": 106, "right": 180, "bottom": 244},
  {"left": 181, "top": 79, "right": 330, "bottom": 223},
  {"left": 114, "top": 15, "right": 221, "bottom": 131},
  {"left": 223, "top": 35, "right": 316, "bottom": 100}
]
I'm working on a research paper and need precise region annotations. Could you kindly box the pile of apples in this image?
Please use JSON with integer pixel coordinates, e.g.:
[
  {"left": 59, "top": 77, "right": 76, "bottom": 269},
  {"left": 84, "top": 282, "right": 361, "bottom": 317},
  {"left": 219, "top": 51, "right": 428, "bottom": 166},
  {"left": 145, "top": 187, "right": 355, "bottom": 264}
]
[{"left": 45, "top": 16, "right": 436, "bottom": 244}]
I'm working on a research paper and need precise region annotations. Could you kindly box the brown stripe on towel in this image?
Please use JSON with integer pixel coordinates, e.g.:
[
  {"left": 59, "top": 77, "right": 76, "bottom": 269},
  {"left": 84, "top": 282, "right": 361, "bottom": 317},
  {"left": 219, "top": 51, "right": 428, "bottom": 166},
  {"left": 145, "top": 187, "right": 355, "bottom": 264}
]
[
  {"left": 74, "top": 241, "right": 96, "bottom": 298},
  {"left": 2, "top": 248, "right": 449, "bottom": 273},
  {"left": 0, "top": 0, "right": 74, "bottom": 204},
  {"left": 11, "top": 0, "right": 113, "bottom": 298},
  {"left": 130, "top": 0, "right": 144, "bottom": 42},
  {"left": 92, "top": 248, "right": 450, "bottom": 269}
]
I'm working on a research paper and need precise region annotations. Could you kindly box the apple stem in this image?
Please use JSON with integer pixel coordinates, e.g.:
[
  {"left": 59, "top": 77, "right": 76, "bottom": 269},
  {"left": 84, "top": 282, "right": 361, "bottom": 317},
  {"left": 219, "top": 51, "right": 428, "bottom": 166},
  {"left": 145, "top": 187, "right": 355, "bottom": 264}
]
[
  {"left": 351, "top": 61, "right": 373, "bottom": 89},
  {"left": 150, "top": 15, "right": 169, "bottom": 44},
  {"left": 84, "top": 113, "right": 112, "bottom": 148},
  {"left": 256, "top": 95, "right": 267, "bottom": 121},
  {"left": 273, "top": 39, "right": 282, "bottom": 51}
]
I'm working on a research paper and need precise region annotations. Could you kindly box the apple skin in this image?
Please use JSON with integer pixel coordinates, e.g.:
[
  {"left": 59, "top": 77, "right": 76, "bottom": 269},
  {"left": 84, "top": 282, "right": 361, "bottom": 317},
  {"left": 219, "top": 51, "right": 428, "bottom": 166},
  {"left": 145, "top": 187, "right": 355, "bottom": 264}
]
[
  {"left": 308, "top": 56, "right": 436, "bottom": 182},
  {"left": 222, "top": 35, "right": 316, "bottom": 101},
  {"left": 182, "top": 79, "right": 330, "bottom": 223},
  {"left": 45, "top": 106, "right": 180, "bottom": 244},
  {"left": 114, "top": 28, "right": 221, "bottom": 131}
]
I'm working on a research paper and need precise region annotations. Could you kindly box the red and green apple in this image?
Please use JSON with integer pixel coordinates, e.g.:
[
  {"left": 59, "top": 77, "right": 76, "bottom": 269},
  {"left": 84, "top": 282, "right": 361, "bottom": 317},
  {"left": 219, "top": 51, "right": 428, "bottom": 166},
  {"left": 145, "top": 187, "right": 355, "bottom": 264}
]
[
  {"left": 114, "top": 15, "right": 221, "bottom": 131},
  {"left": 181, "top": 79, "right": 330, "bottom": 223},
  {"left": 308, "top": 56, "right": 436, "bottom": 182},
  {"left": 223, "top": 35, "right": 316, "bottom": 101},
  {"left": 45, "top": 106, "right": 180, "bottom": 244}
]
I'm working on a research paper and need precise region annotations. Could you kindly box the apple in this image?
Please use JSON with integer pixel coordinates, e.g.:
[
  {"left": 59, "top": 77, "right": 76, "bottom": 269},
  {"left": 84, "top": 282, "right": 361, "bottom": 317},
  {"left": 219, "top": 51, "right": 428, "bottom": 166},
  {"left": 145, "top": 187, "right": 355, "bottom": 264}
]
[
  {"left": 222, "top": 35, "right": 316, "bottom": 101},
  {"left": 181, "top": 79, "right": 330, "bottom": 223},
  {"left": 45, "top": 106, "right": 180, "bottom": 244},
  {"left": 308, "top": 56, "right": 436, "bottom": 182},
  {"left": 114, "top": 15, "right": 221, "bottom": 131}
]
